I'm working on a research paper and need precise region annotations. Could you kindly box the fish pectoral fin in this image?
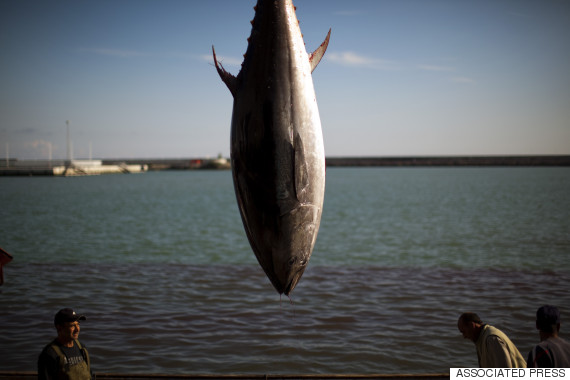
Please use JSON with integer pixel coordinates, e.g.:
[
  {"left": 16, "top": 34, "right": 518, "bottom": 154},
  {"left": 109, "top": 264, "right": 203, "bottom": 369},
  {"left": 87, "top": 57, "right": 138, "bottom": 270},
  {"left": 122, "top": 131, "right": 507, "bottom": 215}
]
[
  {"left": 309, "top": 29, "right": 331, "bottom": 73},
  {"left": 212, "top": 46, "right": 238, "bottom": 96},
  {"left": 293, "top": 132, "right": 309, "bottom": 203}
]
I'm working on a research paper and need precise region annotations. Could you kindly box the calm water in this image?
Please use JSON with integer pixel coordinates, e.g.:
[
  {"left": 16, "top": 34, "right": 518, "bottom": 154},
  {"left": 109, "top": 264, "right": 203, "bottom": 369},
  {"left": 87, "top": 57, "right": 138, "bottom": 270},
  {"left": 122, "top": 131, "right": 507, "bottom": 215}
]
[{"left": 1, "top": 168, "right": 569, "bottom": 374}]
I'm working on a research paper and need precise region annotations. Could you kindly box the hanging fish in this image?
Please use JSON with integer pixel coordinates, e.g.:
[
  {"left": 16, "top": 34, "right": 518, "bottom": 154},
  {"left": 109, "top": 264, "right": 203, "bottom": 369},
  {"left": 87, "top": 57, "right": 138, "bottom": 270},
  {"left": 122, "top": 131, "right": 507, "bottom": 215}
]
[{"left": 213, "top": 0, "right": 330, "bottom": 295}]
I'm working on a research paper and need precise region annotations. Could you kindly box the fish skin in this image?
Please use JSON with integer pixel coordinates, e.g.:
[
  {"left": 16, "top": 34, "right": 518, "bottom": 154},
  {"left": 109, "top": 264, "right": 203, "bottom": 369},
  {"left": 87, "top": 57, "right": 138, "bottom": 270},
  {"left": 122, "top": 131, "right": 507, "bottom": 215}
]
[{"left": 213, "top": 0, "right": 330, "bottom": 296}]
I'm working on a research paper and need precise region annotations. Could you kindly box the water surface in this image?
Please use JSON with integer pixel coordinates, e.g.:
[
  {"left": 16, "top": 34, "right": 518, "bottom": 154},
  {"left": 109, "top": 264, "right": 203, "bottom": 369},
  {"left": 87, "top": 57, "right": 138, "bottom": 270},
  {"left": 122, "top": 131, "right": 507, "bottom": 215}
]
[{"left": 1, "top": 168, "right": 569, "bottom": 374}]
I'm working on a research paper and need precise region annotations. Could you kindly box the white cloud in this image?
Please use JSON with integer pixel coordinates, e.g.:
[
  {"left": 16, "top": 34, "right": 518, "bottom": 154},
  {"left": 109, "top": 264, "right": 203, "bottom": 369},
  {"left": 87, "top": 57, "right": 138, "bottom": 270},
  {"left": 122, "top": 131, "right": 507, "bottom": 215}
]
[
  {"left": 417, "top": 64, "right": 456, "bottom": 72},
  {"left": 78, "top": 48, "right": 148, "bottom": 57},
  {"left": 28, "top": 139, "right": 51, "bottom": 149},
  {"left": 23, "top": 139, "right": 54, "bottom": 159},
  {"left": 326, "top": 51, "right": 399, "bottom": 70},
  {"left": 202, "top": 53, "right": 243, "bottom": 68}
]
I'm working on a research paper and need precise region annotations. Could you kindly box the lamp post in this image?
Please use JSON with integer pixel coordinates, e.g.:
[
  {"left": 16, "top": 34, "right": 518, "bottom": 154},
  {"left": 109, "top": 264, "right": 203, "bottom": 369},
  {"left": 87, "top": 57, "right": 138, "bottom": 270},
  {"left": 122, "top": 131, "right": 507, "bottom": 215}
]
[{"left": 66, "top": 120, "right": 72, "bottom": 164}]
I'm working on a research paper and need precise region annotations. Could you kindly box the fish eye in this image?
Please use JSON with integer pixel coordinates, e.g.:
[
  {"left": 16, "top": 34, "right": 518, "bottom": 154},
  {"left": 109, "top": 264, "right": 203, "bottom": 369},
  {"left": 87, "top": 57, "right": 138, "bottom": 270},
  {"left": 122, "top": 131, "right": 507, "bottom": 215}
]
[{"left": 288, "top": 258, "right": 296, "bottom": 266}]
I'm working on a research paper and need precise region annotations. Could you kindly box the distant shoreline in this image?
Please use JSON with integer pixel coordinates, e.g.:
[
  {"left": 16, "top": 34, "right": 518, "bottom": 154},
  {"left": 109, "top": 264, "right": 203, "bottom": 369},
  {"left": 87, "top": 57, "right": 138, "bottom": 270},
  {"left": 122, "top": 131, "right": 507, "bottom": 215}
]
[
  {"left": 105, "top": 155, "right": 570, "bottom": 169},
  {"left": 2, "top": 155, "right": 569, "bottom": 176},
  {"left": 324, "top": 155, "right": 570, "bottom": 167}
]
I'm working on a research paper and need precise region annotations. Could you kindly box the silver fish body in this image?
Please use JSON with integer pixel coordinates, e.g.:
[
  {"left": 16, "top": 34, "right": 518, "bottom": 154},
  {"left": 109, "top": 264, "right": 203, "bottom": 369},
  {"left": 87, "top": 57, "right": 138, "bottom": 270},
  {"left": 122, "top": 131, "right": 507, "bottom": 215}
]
[{"left": 213, "top": 0, "right": 330, "bottom": 295}]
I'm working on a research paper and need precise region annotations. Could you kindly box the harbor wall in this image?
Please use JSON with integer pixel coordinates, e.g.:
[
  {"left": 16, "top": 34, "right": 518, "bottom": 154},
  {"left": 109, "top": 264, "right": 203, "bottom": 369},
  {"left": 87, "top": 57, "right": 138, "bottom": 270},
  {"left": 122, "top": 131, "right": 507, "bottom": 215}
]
[
  {"left": 105, "top": 155, "right": 570, "bottom": 170},
  {"left": 324, "top": 155, "right": 570, "bottom": 167},
  {"left": 2, "top": 155, "right": 569, "bottom": 176}
]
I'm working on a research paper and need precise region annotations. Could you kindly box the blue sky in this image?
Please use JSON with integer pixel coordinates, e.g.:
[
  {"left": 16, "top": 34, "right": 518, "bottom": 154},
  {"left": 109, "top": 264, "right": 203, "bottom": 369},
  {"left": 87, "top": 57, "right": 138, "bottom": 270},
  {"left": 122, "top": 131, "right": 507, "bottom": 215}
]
[{"left": 1, "top": 0, "right": 569, "bottom": 160}]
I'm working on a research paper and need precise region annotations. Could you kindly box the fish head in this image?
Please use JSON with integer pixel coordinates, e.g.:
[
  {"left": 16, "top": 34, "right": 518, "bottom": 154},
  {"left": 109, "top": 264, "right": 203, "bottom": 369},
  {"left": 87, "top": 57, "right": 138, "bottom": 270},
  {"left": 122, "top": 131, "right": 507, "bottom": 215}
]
[{"left": 271, "top": 204, "right": 320, "bottom": 296}]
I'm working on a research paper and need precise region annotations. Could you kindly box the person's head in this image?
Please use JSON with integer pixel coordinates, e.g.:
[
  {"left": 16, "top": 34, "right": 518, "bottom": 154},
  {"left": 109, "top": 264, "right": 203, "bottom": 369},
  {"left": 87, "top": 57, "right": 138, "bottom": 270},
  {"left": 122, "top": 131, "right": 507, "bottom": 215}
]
[
  {"left": 536, "top": 305, "right": 560, "bottom": 338},
  {"left": 54, "top": 308, "right": 86, "bottom": 344},
  {"left": 458, "top": 312, "right": 484, "bottom": 343}
]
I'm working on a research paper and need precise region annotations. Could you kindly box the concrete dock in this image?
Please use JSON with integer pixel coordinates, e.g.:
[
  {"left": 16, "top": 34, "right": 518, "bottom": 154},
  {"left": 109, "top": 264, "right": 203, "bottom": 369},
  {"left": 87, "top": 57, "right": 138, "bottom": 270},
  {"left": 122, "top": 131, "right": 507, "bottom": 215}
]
[{"left": 0, "top": 160, "right": 148, "bottom": 176}]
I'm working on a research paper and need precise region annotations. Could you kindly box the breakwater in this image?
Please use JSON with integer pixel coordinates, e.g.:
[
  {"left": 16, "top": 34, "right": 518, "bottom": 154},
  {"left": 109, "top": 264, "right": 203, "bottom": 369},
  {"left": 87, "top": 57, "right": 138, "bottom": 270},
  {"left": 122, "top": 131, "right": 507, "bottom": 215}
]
[
  {"left": 107, "top": 155, "right": 570, "bottom": 170},
  {"left": 2, "top": 155, "right": 568, "bottom": 176},
  {"left": 325, "top": 155, "right": 570, "bottom": 167}
]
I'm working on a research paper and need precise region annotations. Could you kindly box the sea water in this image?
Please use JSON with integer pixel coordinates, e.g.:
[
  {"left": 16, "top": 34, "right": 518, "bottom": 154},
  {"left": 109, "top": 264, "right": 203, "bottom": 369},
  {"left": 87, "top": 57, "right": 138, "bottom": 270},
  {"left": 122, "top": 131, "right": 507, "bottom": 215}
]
[{"left": 0, "top": 167, "right": 569, "bottom": 374}]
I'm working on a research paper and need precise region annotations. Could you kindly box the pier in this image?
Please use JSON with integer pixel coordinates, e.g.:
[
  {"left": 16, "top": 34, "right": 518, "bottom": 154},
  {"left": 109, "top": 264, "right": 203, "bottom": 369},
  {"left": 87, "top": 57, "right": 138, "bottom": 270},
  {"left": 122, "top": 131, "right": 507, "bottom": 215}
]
[{"left": 0, "top": 160, "right": 148, "bottom": 176}]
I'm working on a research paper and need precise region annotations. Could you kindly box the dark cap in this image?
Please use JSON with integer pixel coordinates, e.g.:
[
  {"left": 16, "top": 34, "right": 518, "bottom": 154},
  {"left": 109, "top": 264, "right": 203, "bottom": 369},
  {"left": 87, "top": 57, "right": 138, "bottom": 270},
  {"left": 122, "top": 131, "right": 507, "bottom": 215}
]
[
  {"left": 460, "top": 312, "right": 483, "bottom": 325},
  {"left": 54, "top": 308, "right": 86, "bottom": 326},
  {"left": 537, "top": 305, "right": 560, "bottom": 331}
]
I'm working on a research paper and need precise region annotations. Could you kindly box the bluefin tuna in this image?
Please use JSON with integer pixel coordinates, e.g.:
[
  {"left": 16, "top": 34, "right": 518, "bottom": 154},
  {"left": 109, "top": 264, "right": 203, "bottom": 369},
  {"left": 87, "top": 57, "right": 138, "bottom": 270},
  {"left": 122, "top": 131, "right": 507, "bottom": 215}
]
[{"left": 213, "top": 0, "right": 330, "bottom": 296}]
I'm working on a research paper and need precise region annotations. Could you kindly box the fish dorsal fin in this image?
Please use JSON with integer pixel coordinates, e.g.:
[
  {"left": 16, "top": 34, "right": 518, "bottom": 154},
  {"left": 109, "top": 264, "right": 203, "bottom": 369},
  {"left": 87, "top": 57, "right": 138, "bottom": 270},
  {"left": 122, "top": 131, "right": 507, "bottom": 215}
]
[
  {"left": 212, "top": 46, "right": 238, "bottom": 97},
  {"left": 309, "top": 29, "right": 331, "bottom": 73}
]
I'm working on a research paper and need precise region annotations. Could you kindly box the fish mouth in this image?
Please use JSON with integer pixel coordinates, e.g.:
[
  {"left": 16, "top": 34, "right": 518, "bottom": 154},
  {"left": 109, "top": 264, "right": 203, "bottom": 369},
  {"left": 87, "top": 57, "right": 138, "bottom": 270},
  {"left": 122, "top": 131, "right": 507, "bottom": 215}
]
[
  {"left": 283, "top": 277, "right": 299, "bottom": 297},
  {"left": 282, "top": 262, "right": 308, "bottom": 296},
  {"left": 267, "top": 256, "right": 309, "bottom": 296}
]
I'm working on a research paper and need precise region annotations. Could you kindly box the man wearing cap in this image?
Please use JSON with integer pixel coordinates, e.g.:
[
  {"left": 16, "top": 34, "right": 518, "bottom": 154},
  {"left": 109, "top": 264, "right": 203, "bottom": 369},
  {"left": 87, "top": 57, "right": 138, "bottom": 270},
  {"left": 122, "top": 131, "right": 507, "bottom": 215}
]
[
  {"left": 527, "top": 305, "right": 570, "bottom": 367},
  {"left": 38, "top": 308, "right": 94, "bottom": 380},
  {"left": 458, "top": 312, "right": 527, "bottom": 368}
]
